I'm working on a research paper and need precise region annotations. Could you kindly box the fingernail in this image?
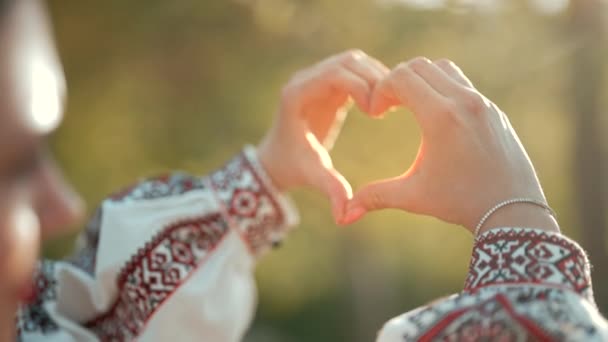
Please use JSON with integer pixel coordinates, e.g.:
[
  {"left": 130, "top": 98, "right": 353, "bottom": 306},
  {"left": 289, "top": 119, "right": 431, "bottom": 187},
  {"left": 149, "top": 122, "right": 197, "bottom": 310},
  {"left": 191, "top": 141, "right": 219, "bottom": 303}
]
[{"left": 342, "top": 206, "right": 366, "bottom": 225}]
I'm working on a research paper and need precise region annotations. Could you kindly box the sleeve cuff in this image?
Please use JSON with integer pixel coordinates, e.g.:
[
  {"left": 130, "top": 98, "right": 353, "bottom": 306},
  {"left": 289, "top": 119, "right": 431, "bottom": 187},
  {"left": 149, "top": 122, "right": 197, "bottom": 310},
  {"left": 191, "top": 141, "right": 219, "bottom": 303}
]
[
  {"left": 464, "top": 227, "right": 594, "bottom": 303},
  {"left": 242, "top": 145, "right": 300, "bottom": 229},
  {"left": 209, "top": 146, "right": 300, "bottom": 257}
]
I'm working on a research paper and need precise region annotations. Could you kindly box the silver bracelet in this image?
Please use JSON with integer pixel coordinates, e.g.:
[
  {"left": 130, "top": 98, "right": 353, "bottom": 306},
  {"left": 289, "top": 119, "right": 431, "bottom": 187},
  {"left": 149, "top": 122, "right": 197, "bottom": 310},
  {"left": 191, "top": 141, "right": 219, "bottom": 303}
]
[{"left": 473, "top": 198, "right": 556, "bottom": 237}]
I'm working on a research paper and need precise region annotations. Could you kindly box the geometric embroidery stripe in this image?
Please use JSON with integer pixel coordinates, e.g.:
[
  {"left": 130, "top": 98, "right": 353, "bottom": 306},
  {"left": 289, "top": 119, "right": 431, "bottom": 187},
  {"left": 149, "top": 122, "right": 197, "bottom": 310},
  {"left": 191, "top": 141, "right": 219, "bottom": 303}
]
[
  {"left": 84, "top": 214, "right": 228, "bottom": 341},
  {"left": 241, "top": 151, "right": 284, "bottom": 230},
  {"left": 241, "top": 154, "right": 284, "bottom": 252},
  {"left": 464, "top": 228, "right": 591, "bottom": 300},
  {"left": 210, "top": 152, "right": 285, "bottom": 256}
]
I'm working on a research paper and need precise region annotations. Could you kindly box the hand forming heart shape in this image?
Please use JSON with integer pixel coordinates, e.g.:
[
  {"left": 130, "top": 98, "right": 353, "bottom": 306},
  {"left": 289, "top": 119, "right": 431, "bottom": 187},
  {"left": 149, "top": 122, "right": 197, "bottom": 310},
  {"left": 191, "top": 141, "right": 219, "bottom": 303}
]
[
  {"left": 258, "top": 50, "right": 387, "bottom": 221},
  {"left": 258, "top": 50, "right": 549, "bottom": 235}
]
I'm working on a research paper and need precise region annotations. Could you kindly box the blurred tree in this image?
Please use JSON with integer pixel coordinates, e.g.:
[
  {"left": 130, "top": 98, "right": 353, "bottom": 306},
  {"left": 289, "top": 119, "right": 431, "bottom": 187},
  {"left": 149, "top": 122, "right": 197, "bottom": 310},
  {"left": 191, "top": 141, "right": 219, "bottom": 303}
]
[{"left": 568, "top": 0, "right": 608, "bottom": 313}]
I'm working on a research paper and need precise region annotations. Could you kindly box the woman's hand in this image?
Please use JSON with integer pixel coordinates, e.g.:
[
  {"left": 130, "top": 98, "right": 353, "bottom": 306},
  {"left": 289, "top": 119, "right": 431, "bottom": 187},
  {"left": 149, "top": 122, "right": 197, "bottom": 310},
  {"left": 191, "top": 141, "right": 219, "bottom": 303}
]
[
  {"left": 258, "top": 50, "right": 389, "bottom": 223},
  {"left": 344, "top": 57, "right": 558, "bottom": 234}
]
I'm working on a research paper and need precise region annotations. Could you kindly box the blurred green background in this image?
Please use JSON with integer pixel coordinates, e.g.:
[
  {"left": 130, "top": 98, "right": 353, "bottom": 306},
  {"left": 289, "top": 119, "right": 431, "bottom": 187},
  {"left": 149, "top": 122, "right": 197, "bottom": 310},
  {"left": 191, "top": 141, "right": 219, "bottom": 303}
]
[{"left": 44, "top": 0, "right": 608, "bottom": 341}]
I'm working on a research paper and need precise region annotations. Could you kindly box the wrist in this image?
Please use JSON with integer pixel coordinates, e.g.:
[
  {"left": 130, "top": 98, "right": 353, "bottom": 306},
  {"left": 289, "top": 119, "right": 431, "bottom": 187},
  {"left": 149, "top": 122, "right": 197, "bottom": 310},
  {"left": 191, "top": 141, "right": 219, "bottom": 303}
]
[
  {"left": 257, "top": 139, "right": 289, "bottom": 192},
  {"left": 475, "top": 202, "right": 560, "bottom": 237}
]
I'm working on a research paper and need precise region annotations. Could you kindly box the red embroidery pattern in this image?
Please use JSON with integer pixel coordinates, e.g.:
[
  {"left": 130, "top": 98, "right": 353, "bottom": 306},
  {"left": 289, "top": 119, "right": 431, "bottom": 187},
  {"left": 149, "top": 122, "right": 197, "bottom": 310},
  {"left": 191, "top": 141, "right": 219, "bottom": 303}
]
[
  {"left": 384, "top": 229, "right": 601, "bottom": 341},
  {"left": 84, "top": 214, "right": 228, "bottom": 341},
  {"left": 23, "top": 151, "right": 289, "bottom": 341},
  {"left": 109, "top": 172, "right": 206, "bottom": 202},
  {"left": 71, "top": 173, "right": 208, "bottom": 277},
  {"left": 397, "top": 283, "right": 601, "bottom": 341},
  {"left": 210, "top": 152, "right": 286, "bottom": 256},
  {"left": 420, "top": 294, "right": 542, "bottom": 342},
  {"left": 85, "top": 154, "right": 284, "bottom": 341},
  {"left": 465, "top": 228, "right": 592, "bottom": 301}
]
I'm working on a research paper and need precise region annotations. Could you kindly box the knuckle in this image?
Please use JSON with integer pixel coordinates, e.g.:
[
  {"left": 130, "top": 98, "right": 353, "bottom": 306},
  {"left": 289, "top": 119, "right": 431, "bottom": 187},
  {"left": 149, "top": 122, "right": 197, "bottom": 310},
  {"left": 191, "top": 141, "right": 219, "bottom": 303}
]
[
  {"left": 437, "top": 100, "right": 460, "bottom": 119},
  {"left": 341, "top": 49, "right": 366, "bottom": 63},
  {"left": 348, "top": 48, "right": 366, "bottom": 57},
  {"left": 408, "top": 56, "right": 432, "bottom": 70},
  {"left": 394, "top": 62, "right": 409, "bottom": 72},
  {"left": 459, "top": 91, "right": 486, "bottom": 115},
  {"left": 434, "top": 58, "right": 453, "bottom": 68},
  {"left": 393, "top": 62, "right": 413, "bottom": 78},
  {"left": 432, "top": 100, "right": 466, "bottom": 130}
]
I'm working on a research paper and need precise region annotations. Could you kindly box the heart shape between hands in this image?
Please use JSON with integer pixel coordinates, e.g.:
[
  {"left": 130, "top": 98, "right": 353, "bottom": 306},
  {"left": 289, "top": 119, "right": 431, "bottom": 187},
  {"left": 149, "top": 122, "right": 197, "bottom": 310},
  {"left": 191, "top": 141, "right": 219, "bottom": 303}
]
[
  {"left": 263, "top": 51, "right": 435, "bottom": 226},
  {"left": 328, "top": 79, "right": 407, "bottom": 226},
  {"left": 332, "top": 55, "right": 482, "bottom": 227},
  {"left": 261, "top": 50, "right": 529, "bottom": 232},
  {"left": 298, "top": 53, "right": 494, "bottom": 229}
]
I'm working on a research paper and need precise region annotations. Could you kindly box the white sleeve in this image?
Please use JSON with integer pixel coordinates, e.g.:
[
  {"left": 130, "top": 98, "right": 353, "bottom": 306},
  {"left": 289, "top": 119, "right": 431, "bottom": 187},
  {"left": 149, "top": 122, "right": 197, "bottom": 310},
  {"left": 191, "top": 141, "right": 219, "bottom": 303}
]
[
  {"left": 375, "top": 228, "right": 608, "bottom": 342},
  {"left": 17, "top": 146, "right": 299, "bottom": 342}
]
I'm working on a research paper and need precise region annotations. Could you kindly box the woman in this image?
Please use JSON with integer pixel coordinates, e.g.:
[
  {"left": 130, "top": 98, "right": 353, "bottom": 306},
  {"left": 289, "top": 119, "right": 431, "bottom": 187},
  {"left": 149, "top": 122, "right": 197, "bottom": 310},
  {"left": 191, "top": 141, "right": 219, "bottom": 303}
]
[{"left": 1, "top": 0, "right": 606, "bottom": 340}]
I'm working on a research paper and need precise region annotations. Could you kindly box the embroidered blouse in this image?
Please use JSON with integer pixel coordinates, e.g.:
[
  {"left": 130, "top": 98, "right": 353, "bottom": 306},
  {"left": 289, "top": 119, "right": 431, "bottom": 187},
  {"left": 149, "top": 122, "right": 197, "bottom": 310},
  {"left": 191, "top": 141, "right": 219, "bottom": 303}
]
[{"left": 16, "top": 147, "right": 608, "bottom": 341}]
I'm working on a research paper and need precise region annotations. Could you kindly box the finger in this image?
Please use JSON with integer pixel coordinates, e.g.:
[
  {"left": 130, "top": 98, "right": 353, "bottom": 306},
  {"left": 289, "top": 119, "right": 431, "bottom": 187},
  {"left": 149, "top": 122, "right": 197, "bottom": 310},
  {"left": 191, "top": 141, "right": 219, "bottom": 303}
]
[
  {"left": 369, "top": 63, "right": 447, "bottom": 129},
  {"left": 339, "top": 52, "right": 392, "bottom": 118},
  {"left": 326, "top": 66, "right": 372, "bottom": 112},
  {"left": 324, "top": 168, "right": 353, "bottom": 224},
  {"left": 434, "top": 59, "right": 474, "bottom": 88},
  {"left": 340, "top": 50, "right": 389, "bottom": 90},
  {"left": 290, "top": 51, "right": 384, "bottom": 148},
  {"left": 408, "top": 57, "right": 469, "bottom": 98},
  {"left": 368, "top": 84, "right": 400, "bottom": 118},
  {"left": 302, "top": 65, "right": 368, "bottom": 142},
  {"left": 342, "top": 176, "right": 417, "bottom": 225},
  {"left": 303, "top": 135, "right": 353, "bottom": 224}
]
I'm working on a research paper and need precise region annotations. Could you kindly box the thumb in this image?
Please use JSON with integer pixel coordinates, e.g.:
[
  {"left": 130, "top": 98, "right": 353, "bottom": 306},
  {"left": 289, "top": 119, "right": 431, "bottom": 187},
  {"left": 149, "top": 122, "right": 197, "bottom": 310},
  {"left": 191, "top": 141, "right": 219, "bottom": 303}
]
[
  {"left": 308, "top": 166, "right": 353, "bottom": 224},
  {"left": 343, "top": 176, "right": 416, "bottom": 225}
]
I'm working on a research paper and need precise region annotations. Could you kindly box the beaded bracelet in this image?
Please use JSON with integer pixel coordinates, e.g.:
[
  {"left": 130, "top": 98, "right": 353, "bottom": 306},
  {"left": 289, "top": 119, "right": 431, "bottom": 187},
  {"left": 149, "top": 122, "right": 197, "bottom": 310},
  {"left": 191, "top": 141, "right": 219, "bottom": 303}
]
[{"left": 473, "top": 198, "right": 556, "bottom": 237}]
